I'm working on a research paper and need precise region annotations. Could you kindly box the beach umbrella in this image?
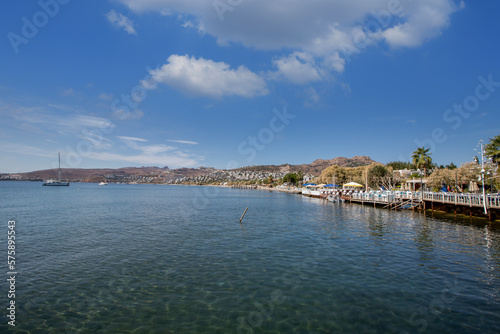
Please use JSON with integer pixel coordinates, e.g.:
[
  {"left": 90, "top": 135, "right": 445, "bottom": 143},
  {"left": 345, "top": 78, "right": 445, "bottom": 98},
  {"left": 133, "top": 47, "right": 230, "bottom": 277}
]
[
  {"left": 469, "top": 181, "right": 479, "bottom": 192},
  {"left": 343, "top": 182, "right": 363, "bottom": 188}
]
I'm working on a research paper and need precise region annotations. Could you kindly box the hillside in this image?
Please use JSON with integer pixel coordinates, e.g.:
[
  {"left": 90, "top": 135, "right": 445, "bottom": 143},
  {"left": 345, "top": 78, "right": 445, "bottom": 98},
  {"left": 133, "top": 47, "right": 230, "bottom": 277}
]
[
  {"left": 236, "top": 156, "right": 377, "bottom": 176},
  {"left": 11, "top": 166, "right": 217, "bottom": 183},
  {"left": 5, "top": 156, "right": 377, "bottom": 183}
]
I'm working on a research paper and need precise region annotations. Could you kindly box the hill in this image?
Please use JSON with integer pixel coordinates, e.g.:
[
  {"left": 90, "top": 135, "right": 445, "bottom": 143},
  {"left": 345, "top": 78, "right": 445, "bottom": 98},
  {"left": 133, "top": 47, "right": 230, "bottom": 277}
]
[
  {"left": 11, "top": 166, "right": 216, "bottom": 183},
  {"left": 5, "top": 156, "right": 377, "bottom": 183},
  {"left": 236, "top": 156, "right": 377, "bottom": 176}
]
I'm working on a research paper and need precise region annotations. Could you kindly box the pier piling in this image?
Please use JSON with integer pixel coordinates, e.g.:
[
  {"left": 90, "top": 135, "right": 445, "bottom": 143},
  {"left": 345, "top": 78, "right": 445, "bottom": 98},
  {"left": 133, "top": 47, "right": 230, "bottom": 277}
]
[{"left": 239, "top": 207, "right": 248, "bottom": 223}]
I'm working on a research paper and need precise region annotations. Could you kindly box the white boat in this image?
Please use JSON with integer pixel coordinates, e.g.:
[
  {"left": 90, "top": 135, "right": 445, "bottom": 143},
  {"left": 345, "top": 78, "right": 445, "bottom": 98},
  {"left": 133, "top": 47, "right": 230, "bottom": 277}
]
[
  {"left": 43, "top": 153, "right": 69, "bottom": 186},
  {"left": 99, "top": 182, "right": 108, "bottom": 186}
]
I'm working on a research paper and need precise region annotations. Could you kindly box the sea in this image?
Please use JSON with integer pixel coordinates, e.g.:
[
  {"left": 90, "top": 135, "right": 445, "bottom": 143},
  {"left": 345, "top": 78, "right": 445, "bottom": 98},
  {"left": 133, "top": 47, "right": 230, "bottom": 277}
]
[{"left": 0, "top": 181, "right": 499, "bottom": 333}]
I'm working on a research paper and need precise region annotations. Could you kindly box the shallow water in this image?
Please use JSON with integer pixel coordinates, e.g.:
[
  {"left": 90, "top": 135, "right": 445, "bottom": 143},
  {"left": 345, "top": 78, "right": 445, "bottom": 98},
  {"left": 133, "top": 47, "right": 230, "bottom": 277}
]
[{"left": 0, "top": 182, "right": 499, "bottom": 333}]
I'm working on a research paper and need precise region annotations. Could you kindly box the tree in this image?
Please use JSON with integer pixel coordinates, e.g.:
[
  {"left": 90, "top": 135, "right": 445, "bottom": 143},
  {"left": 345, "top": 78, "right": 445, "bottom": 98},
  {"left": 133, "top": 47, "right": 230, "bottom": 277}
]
[
  {"left": 485, "top": 134, "right": 500, "bottom": 166},
  {"left": 282, "top": 173, "right": 298, "bottom": 185},
  {"left": 445, "top": 162, "right": 457, "bottom": 170},
  {"left": 318, "top": 165, "right": 364, "bottom": 185},
  {"left": 367, "top": 164, "right": 396, "bottom": 190},
  {"left": 411, "top": 147, "right": 433, "bottom": 175},
  {"left": 428, "top": 168, "right": 455, "bottom": 191},
  {"left": 456, "top": 162, "right": 481, "bottom": 192},
  {"left": 386, "top": 161, "right": 415, "bottom": 170}
]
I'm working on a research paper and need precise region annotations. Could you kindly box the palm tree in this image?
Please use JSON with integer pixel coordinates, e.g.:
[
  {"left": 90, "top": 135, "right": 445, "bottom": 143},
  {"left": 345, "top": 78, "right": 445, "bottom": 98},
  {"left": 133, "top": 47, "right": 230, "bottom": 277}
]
[
  {"left": 485, "top": 134, "right": 500, "bottom": 166},
  {"left": 411, "top": 147, "right": 433, "bottom": 176}
]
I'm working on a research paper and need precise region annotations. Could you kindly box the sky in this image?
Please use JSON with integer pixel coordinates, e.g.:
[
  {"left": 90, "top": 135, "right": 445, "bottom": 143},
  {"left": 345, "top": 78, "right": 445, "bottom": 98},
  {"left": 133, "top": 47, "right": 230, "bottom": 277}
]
[{"left": 1, "top": 0, "right": 499, "bottom": 173}]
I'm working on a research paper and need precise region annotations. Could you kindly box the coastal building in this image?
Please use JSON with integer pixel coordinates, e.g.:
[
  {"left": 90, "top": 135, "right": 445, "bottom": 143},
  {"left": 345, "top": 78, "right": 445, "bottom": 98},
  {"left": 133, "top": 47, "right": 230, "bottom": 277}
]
[{"left": 393, "top": 169, "right": 418, "bottom": 178}]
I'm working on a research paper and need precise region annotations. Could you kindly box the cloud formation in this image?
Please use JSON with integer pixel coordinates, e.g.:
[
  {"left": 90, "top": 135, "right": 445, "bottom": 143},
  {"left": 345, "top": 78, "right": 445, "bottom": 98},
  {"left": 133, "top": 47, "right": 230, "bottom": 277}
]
[
  {"left": 270, "top": 52, "right": 323, "bottom": 85},
  {"left": 112, "top": 135, "right": 200, "bottom": 166},
  {"left": 167, "top": 139, "right": 199, "bottom": 145},
  {"left": 148, "top": 55, "right": 268, "bottom": 98},
  {"left": 106, "top": 10, "right": 137, "bottom": 35},
  {"left": 119, "top": 0, "right": 463, "bottom": 81},
  {"left": 84, "top": 151, "right": 199, "bottom": 167}
]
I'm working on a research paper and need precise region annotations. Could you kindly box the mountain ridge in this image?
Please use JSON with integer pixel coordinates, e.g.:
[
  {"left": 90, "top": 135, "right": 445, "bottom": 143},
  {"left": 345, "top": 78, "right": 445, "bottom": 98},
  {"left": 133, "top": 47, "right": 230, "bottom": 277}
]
[{"left": 4, "top": 156, "right": 377, "bottom": 182}]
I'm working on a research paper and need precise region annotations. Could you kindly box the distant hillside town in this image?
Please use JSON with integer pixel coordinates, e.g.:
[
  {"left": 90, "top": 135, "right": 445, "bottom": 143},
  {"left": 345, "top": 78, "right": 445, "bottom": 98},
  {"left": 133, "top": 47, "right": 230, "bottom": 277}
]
[{"left": 1, "top": 156, "right": 375, "bottom": 185}]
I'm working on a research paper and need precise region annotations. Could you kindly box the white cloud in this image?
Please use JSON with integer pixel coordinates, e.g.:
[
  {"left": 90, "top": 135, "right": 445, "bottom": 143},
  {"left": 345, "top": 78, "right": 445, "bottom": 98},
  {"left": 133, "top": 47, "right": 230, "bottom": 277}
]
[
  {"left": 61, "top": 88, "right": 76, "bottom": 96},
  {"left": 118, "top": 136, "right": 176, "bottom": 155},
  {"left": 382, "top": 1, "right": 462, "bottom": 47},
  {"left": 0, "top": 143, "right": 55, "bottom": 158},
  {"left": 105, "top": 9, "right": 137, "bottom": 35},
  {"left": 98, "top": 93, "right": 114, "bottom": 101},
  {"left": 270, "top": 52, "right": 322, "bottom": 85},
  {"left": 116, "top": 136, "right": 148, "bottom": 142},
  {"left": 110, "top": 135, "right": 200, "bottom": 167},
  {"left": 305, "top": 87, "right": 320, "bottom": 104},
  {"left": 167, "top": 139, "right": 198, "bottom": 145},
  {"left": 149, "top": 55, "right": 268, "bottom": 98},
  {"left": 72, "top": 115, "right": 114, "bottom": 129},
  {"left": 78, "top": 132, "right": 113, "bottom": 150},
  {"left": 119, "top": 0, "right": 463, "bottom": 78},
  {"left": 112, "top": 108, "right": 144, "bottom": 120},
  {"left": 8, "top": 103, "right": 116, "bottom": 134},
  {"left": 341, "top": 83, "right": 352, "bottom": 95},
  {"left": 83, "top": 151, "right": 199, "bottom": 168}
]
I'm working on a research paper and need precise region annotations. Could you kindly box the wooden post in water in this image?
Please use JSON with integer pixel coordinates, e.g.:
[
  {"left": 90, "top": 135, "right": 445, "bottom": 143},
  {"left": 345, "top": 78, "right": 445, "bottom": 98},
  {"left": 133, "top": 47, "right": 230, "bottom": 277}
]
[{"left": 239, "top": 207, "right": 248, "bottom": 223}]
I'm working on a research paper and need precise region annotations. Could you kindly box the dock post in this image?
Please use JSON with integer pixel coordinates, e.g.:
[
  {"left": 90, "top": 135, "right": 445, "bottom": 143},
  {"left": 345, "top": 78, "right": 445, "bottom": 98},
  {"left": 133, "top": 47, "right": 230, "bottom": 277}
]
[
  {"left": 489, "top": 210, "right": 496, "bottom": 222},
  {"left": 239, "top": 207, "right": 248, "bottom": 223}
]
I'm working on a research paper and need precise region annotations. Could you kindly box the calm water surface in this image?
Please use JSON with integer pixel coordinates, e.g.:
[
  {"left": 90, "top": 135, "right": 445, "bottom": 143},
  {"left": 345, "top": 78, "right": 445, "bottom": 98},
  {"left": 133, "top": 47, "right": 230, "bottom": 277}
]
[{"left": 0, "top": 181, "right": 499, "bottom": 333}]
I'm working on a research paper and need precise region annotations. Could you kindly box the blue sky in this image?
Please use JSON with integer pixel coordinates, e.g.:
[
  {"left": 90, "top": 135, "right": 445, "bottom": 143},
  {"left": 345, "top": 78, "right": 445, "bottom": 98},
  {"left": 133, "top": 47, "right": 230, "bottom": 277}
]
[{"left": 1, "top": 0, "right": 499, "bottom": 173}]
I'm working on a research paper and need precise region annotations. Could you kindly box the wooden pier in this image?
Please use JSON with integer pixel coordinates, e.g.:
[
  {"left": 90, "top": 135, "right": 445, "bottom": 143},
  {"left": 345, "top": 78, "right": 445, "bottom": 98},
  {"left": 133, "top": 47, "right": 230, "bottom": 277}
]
[{"left": 345, "top": 191, "right": 499, "bottom": 221}]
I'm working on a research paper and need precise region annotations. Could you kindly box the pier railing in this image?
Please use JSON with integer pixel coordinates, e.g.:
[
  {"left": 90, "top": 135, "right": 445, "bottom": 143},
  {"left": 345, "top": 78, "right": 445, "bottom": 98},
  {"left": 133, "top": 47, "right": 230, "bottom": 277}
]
[{"left": 349, "top": 191, "right": 500, "bottom": 209}]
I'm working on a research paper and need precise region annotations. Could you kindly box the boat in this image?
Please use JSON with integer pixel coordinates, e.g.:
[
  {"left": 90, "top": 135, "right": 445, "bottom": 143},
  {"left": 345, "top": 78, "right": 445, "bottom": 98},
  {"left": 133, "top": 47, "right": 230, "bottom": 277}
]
[
  {"left": 42, "top": 153, "right": 69, "bottom": 186},
  {"left": 98, "top": 182, "right": 108, "bottom": 186}
]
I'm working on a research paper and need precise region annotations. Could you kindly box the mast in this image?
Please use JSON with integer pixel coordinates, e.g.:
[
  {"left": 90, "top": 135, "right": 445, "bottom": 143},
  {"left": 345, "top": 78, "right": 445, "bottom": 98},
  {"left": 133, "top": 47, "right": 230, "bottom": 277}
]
[
  {"left": 480, "top": 142, "right": 488, "bottom": 214},
  {"left": 58, "top": 152, "right": 61, "bottom": 180}
]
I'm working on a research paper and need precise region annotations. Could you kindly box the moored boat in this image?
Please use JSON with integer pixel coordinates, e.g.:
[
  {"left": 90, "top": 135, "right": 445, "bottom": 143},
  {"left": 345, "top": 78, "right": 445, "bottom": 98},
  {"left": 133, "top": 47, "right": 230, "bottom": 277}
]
[{"left": 43, "top": 153, "right": 69, "bottom": 186}]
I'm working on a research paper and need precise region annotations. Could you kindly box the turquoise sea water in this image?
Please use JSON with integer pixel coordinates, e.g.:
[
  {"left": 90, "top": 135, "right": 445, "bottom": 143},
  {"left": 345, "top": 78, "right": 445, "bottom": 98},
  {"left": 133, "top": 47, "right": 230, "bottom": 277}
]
[{"left": 0, "top": 181, "right": 499, "bottom": 333}]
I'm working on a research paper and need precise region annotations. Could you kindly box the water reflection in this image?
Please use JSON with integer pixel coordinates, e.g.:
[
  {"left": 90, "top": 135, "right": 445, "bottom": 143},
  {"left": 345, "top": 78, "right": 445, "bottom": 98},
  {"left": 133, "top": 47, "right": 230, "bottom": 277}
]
[{"left": 414, "top": 217, "right": 435, "bottom": 262}]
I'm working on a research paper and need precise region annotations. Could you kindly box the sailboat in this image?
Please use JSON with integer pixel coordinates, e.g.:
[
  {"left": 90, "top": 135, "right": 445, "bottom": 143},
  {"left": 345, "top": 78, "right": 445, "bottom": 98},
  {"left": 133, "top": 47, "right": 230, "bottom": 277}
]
[{"left": 43, "top": 153, "right": 70, "bottom": 186}]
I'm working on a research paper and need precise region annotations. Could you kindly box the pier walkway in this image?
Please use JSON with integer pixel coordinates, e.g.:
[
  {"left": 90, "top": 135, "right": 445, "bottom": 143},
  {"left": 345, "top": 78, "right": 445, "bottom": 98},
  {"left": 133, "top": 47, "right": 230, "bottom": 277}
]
[
  {"left": 345, "top": 191, "right": 499, "bottom": 221},
  {"left": 348, "top": 191, "right": 500, "bottom": 209}
]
